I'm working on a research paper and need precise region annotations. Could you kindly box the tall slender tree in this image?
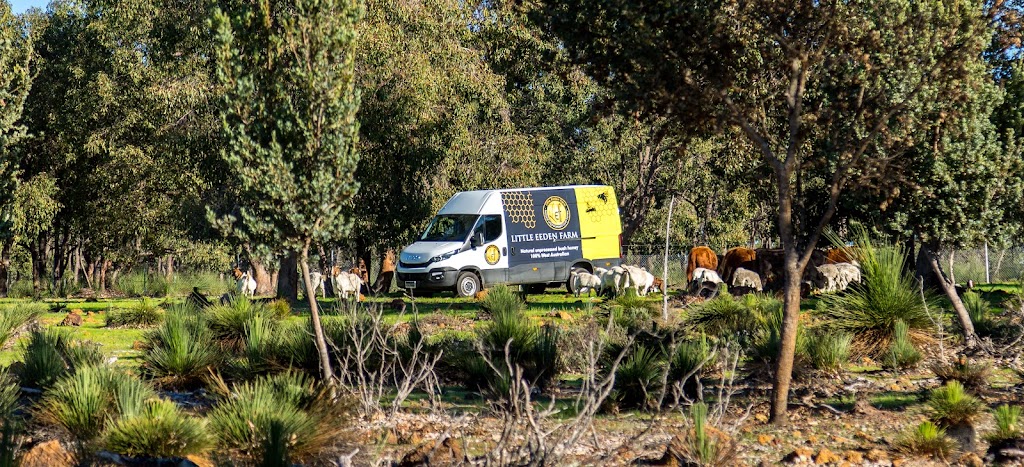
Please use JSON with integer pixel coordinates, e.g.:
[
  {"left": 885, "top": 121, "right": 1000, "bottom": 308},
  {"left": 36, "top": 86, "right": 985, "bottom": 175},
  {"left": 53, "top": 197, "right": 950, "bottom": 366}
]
[
  {"left": 209, "top": 0, "right": 363, "bottom": 383},
  {"left": 0, "top": 0, "right": 32, "bottom": 297}
]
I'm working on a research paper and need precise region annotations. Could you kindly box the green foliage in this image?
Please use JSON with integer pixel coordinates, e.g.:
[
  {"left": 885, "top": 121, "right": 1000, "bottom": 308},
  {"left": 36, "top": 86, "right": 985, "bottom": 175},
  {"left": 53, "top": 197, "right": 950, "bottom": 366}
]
[
  {"left": 667, "top": 402, "right": 736, "bottom": 466},
  {"left": 40, "top": 365, "right": 156, "bottom": 441},
  {"left": 208, "top": 372, "right": 347, "bottom": 464},
  {"left": 819, "top": 239, "right": 934, "bottom": 356},
  {"left": 6, "top": 281, "right": 32, "bottom": 299},
  {"left": 670, "top": 334, "right": 710, "bottom": 381},
  {"left": 0, "top": 370, "right": 22, "bottom": 466},
  {"left": 748, "top": 300, "right": 805, "bottom": 369},
  {"left": 207, "top": 296, "right": 280, "bottom": 350},
  {"left": 0, "top": 302, "right": 42, "bottom": 346},
  {"left": 266, "top": 299, "right": 292, "bottom": 319},
  {"left": 684, "top": 294, "right": 760, "bottom": 339},
  {"left": 106, "top": 298, "right": 164, "bottom": 328},
  {"left": 804, "top": 331, "right": 852, "bottom": 375},
  {"left": 989, "top": 404, "right": 1022, "bottom": 442},
  {"left": 531, "top": 324, "right": 560, "bottom": 390},
  {"left": 894, "top": 421, "right": 956, "bottom": 459},
  {"left": 102, "top": 399, "right": 209, "bottom": 458},
  {"left": 929, "top": 381, "right": 984, "bottom": 426},
  {"left": 882, "top": 320, "right": 922, "bottom": 370},
  {"left": 479, "top": 285, "right": 523, "bottom": 317},
  {"left": 141, "top": 310, "right": 220, "bottom": 388},
  {"left": 962, "top": 292, "right": 1000, "bottom": 338},
  {"left": 930, "top": 358, "right": 990, "bottom": 391},
  {"left": 614, "top": 345, "right": 664, "bottom": 409},
  {"left": 19, "top": 328, "right": 103, "bottom": 389}
]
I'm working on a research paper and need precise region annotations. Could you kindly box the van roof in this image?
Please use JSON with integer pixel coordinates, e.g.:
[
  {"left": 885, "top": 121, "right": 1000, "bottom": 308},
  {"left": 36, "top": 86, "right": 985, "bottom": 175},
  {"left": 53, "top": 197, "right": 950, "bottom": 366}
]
[{"left": 438, "top": 185, "right": 611, "bottom": 215}]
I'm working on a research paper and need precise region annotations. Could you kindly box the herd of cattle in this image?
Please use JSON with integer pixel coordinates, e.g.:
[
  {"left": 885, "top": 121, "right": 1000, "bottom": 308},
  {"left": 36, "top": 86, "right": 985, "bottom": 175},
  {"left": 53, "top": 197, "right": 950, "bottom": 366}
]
[
  {"left": 572, "top": 246, "right": 863, "bottom": 298},
  {"left": 232, "top": 266, "right": 366, "bottom": 301}
]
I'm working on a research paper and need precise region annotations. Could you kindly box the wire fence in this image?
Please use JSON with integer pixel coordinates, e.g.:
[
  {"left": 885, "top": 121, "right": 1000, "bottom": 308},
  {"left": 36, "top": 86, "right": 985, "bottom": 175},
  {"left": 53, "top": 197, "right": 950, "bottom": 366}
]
[{"left": 938, "top": 246, "right": 1024, "bottom": 285}]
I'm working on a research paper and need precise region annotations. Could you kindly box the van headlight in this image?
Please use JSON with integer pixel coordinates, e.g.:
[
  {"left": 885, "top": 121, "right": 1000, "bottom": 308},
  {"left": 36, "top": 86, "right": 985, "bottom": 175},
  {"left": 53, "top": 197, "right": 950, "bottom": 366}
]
[{"left": 430, "top": 249, "right": 460, "bottom": 263}]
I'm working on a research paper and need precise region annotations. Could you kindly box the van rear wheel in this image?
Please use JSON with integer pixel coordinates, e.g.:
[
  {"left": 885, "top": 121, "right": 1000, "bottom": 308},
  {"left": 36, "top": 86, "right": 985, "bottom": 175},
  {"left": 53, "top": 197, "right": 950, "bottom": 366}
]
[
  {"left": 566, "top": 266, "right": 589, "bottom": 294},
  {"left": 455, "top": 272, "right": 480, "bottom": 298}
]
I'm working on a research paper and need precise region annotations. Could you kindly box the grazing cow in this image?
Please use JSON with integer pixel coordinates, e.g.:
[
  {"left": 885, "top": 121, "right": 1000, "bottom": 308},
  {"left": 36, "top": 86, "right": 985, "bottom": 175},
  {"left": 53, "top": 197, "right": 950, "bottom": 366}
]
[
  {"left": 687, "top": 246, "right": 719, "bottom": 282},
  {"left": 826, "top": 247, "right": 860, "bottom": 265},
  {"left": 233, "top": 268, "right": 257, "bottom": 297},
  {"left": 718, "top": 247, "right": 757, "bottom": 284},
  {"left": 570, "top": 271, "right": 603, "bottom": 297},
  {"left": 731, "top": 267, "right": 763, "bottom": 291}
]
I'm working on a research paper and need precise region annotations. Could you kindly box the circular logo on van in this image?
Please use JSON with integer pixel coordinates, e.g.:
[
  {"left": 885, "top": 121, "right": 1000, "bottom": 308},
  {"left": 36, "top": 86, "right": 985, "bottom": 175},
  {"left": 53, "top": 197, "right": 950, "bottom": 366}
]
[
  {"left": 484, "top": 245, "right": 500, "bottom": 265},
  {"left": 543, "top": 196, "right": 571, "bottom": 230}
]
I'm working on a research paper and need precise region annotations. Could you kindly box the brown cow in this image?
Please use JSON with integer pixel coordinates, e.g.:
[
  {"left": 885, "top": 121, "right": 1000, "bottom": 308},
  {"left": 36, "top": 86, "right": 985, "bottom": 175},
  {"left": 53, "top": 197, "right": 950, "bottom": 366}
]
[
  {"left": 718, "top": 247, "right": 757, "bottom": 284},
  {"left": 756, "top": 248, "right": 828, "bottom": 291},
  {"left": 687, "top": 246, "right": 719, "bottom": 282},
  {"left": 825, "top": 247, "right": 860, "bottom": 264}
]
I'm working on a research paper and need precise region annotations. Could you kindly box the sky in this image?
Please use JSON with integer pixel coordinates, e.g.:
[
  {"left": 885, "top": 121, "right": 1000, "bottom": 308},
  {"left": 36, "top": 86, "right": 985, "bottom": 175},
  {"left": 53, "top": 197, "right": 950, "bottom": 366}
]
[{"left": 10, "top": 0, "right": 47, "bottom": 14}]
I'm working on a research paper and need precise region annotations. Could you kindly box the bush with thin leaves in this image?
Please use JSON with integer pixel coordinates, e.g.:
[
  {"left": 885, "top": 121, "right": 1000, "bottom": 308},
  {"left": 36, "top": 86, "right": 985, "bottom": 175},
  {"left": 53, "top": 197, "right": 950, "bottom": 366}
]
[
  {"left": 670, "top": 334, "right": 710, "bottom": 399},
  {"left": 206, "top": 296, "right": 280, "bottom": 350},
  {"left": 666, "top": 402, "right": 737, "bottom": 466},
  {"left": 930, "top": 357, "right": 989, "bottom": 391},
  {"left": 882, "top": 319, "right": 922, "bottom": 370},
  {"left": 683, "top": 294, "right": 763, "bottom": 341},
  {"left": 748, "top": 301, "right": 805, "bottom": 370},
  {"left": 0, "top": 371, "right": 22, "bottom": 466},
  {"left": 102, "top": 399, "right": 210, "bottom": 458},
  {"left": 19, "top": 328, "right": 104, "bottom": 389},
  {"left": 894, "top": 421, "right": 956, "bottom": 459},
  {"left": 818, "top": 235, "right": 935, "bottom": 356},
  {"left": 962, "top": 291, "right": 1000, "bottom": 337},
  {"left": 804, "top": 330, "right": 851, "bottom": 374},
  {"left": 40, "top": 365, "right": 157, "bottom": 442},
  {"left": 106, "top": 299, "right": 164, "bottom": 328},
  {"left": 0, "top": 303, "right": 44, "bottom": 347},
  {"left": 929, "top": 381, "right": 983, "bottom": 427},
  {"left": 614, "top": 345, "right": 664, "bottom": 409},
  {"left": 988, "top": 404, "right": 1022, "bottom": 442},
  {"left": 207, "top": 372, "right": 348, "bottom": 464},
  {"left": 141, "top": 310, "right": 221, "bottom": 388}
]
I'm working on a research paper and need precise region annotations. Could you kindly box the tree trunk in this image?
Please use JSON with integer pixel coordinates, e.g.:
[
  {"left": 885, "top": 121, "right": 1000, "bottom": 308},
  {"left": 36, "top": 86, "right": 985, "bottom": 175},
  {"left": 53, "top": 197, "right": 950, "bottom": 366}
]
[
  {"left": 277, "top": 251, "right": 299, "bottom": 302},
  {"left": 770, "top": 247, "right": 803, "bottom": 424},
  {"left": 317, "top": 243, "right": 335, "bottom": 297},
  {"left": 300, "top": 244, "right": 334, "bottom": 384},
  {"left": 923, "top": 247, "right": 977, "bottom": 348},
  {"left": 99, "top": 259, "right": 110, "bottom": 293},
  {"left": 249, "top": 255, "right": 274, "bottom": 295},
  {"left": 165, "top": 254, "right": 174, "bottom": 283},
  {"left": 0, "top": 239, "right": 12, "bottom": 298},
  {"left": 947, "top": 250, "right": 956, "bottom": 286},
  {"left": 30, "top": 240, "right": 44, "bottom": 296}
]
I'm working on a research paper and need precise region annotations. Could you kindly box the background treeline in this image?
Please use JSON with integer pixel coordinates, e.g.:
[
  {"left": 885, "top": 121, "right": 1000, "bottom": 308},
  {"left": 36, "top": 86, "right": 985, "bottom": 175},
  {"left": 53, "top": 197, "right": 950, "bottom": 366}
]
[{"left": 1, "top": 0, "right": 1022, "bottom": 299}]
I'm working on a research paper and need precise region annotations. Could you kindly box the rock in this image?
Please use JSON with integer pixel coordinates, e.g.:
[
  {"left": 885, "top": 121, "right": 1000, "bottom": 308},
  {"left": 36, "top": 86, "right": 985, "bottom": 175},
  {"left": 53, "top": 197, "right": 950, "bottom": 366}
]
[
  {"left": 58, "top": 311, "right": 82, "bottom": 327},
  {"left": 21, "top": 440, "right": 74, "bottom": 467},
  {"left": 385, "top": 430, "right": 398, "bottom": 445},
  {"left": 807, "top": 434, "right": 819, "bottom": 443},
  {"left": 783, "top": 447, "right": 814, "bottom": 464},
  {"left": 957, "top": 452, "right": 984, "bottom": 467},
  {"left": 557, "top": 311, "right": 573, "bottom": 321},
  {"left": 398, "top": 437, "right": 465, "bottom": 466},
  {"left": 985, "top": 438, "right": 1024, "bottom": 464},
  {"left": 815, "top": 448, "right": 840, "bottom": 464},
  {"left": 132, "top": 340, "right": 145, "bottom": 350},
  {"left": 865, "top": 449, "right": 888, "bottom": 462},
  {"left": 945, "top": 422, "right": 976, "bottom": 453},
  {"left": 757, "top": 434, "right": 774, "bottom": 445},
  {"left": 892, "top": 458, "right": 906, "bottom": 467},
  {"left": 474, "top": 290, "right": 488, "bottom": 301},
  {"left": 842, "top": 450, "right": 863, "bottom": 463},
  {"left": 793, "top": 430, "right": 803, "bottom": 439}
]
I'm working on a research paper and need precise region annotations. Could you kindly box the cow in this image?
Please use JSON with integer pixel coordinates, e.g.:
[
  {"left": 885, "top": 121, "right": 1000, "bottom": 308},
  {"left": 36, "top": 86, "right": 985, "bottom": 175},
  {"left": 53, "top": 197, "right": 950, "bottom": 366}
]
[
  {"left": 718, "top": 247, "right": 757, "bottom": 284},
  {"left": 687, "top": 246, "right": 719, "bottom": 282},
  {"left": 756, "top": 248, "right": 828, "bottom": 291},
  {"left": 826, "top": 247, "right": 860, "bottom": 265}
]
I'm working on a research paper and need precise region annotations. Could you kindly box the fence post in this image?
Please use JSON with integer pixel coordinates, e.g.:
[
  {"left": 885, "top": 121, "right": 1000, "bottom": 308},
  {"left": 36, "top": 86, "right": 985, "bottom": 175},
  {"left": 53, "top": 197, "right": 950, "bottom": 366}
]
[{"left": 984, "top": 241, "right": 990, "bottom": 284}]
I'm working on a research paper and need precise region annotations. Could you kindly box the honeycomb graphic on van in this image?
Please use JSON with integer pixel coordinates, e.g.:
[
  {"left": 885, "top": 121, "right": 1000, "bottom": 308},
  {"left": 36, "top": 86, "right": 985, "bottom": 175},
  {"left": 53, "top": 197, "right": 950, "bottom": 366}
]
[
  {"left": 576, "top": 186, "right": 617, "bottom": 223},
  {"left": 501, "top": 191, "right": 536, "bottom": 229}
]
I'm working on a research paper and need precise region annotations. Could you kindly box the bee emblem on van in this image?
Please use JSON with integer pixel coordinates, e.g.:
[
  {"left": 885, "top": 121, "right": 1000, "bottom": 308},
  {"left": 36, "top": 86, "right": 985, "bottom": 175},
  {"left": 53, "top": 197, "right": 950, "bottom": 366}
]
[
  {"left": 485, "top": 245, "right": 500, "bottom": 265},
  {"left": 542, "top": 196, "right": 570, "bottom": 230}
]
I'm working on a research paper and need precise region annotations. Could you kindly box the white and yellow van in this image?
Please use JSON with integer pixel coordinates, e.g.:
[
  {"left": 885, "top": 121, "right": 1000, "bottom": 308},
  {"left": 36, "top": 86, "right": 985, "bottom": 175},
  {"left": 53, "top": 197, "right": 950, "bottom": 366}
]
[{"left": 397, "top": 185, "right": 623, "bottom": 297}]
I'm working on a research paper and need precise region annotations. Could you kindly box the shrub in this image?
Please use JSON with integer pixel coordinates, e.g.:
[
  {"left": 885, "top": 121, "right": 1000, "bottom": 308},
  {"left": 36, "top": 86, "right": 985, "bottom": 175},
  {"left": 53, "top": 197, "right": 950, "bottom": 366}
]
[
  {"left": 818, "top": 236, "right": 935, "bottom": 356},
  {"left": 614, "top": 345, "right": 665, "bottom": 409},
  {"left": 804, "top": 330, "right": 852, "bottom": 374},
  {"left": 7, "top": 280, "right": 34, "bottom": 299},
  {"left": 206, "top": 296, "right": 279, "bottom": 350},
  {"left": 0, "top": 371, "right": 22, "bottom": 466},
  {"left": 748, "top": 301, "right": 805, "bottom": 369},
  {"left": 266, "top": 299, "right": 292, "bottom": 319},
  {"left": 962, "top": 291, "right": 1001, "bottom": 338},
  {"left": 670, "top": 334, "right": 710, "bottom": 399},
  {"left": 683, "top": 294, "right": 763, "bottom": 341},
  {"left": 102, "top": 399, "right": 209, "bottom": 458},
  {"left": 238, "top": 315, "right": 282, "bottom": 376},
  {"left": 531, "top": 324, "right": 560, "bottom": 391},
  {"left": 929, "top": 381, "right": 983, "bottom": 426},
  {"left": 930, "top": 356, "right": 989, "bottom": 391},
  {"left": 612, "top": 288, "right": 655, "bottom": 313},
  {"left": 989, "top": 404, "right": 1022, "bottom": 442},
  {"left": 208, "top": 372, "right": 347, "bottom": 464},
  {"left": 40, "top": 365, "right": 156, "bottom": 441},
  {"left": 19, "top": 328, "right": 103, "bottom": 389},
  {"left": 51, "top": 277, "right": 81, "bottom": 298},
  {"left": 882, "top": 319, "right": 923, "bottom": 370},
  {"left": 479, "top": 284, "right": 523, "bottom": 318},
  {"left": 178, "top": 272, "right": 232, "bottom": 297},
  {"left": 106, "top": 298, "right": 164, "bottom": 328},
  {"left": 894, "top": 421, "right": 956, "bottom": 459},
  {"left": 667, "top": 402, "right": 736, "bottom": 466},
  {"left": 114, "top": 272, "right": 148, "bottom": 297},
  {"left": 141, "top": 311, "right": 220, "bottom": 388},
  {"left": 0, "top": 302, "right": 44, "bottom": 347}
]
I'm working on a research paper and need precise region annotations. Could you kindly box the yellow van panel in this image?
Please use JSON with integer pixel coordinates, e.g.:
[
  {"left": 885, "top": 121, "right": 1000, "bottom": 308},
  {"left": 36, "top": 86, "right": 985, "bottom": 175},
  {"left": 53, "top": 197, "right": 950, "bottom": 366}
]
[{"left": 573, "top": 186, "right": 621, "bottom": 260}]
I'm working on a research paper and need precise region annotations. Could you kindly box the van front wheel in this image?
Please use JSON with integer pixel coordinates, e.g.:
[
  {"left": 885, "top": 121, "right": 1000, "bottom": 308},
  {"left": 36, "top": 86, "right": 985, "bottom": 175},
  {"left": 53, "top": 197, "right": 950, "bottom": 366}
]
[{"left": 455, "top": 272, "right": 480, "bottom": 298}]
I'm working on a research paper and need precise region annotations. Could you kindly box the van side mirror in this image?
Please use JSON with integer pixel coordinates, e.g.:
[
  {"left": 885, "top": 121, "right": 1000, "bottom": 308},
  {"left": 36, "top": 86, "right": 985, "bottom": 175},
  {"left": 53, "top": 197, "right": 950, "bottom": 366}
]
[{"left": 471, "top": 232, "right": 483, "bottom": 248}]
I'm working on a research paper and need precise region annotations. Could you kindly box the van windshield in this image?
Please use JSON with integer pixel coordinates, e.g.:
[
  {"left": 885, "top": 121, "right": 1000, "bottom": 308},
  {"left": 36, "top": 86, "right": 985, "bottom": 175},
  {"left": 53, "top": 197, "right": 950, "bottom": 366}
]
[{"left": 420, "top": 214, "right": 478, "bottom": 242}]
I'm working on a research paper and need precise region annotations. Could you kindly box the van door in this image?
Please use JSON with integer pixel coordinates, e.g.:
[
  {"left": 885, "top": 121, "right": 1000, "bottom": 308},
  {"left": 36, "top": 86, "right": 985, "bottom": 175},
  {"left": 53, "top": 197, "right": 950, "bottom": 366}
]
[{"left": 470, "top": 214, "right": 508, "bottom": 286}]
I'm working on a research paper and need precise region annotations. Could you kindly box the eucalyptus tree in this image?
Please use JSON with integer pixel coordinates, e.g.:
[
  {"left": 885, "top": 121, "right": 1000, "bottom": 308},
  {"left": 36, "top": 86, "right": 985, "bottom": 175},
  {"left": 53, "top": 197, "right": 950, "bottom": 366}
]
[{"left": 0, "top": 0, "right": 31, "bottom": 296}]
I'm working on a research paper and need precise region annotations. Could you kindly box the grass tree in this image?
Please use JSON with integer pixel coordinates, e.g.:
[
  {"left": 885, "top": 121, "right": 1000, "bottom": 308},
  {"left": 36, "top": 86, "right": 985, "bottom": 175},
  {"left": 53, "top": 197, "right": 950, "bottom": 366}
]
[{"left": 209, "top": 0, "right": 363, "bottom": 383}]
